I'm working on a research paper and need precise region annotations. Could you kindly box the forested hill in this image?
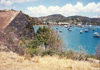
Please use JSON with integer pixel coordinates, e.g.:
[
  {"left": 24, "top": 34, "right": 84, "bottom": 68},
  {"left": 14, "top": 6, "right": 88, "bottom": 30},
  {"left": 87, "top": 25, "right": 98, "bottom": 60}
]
[{"left": 38, "top": 14, "right": 100, "bottom": 25}]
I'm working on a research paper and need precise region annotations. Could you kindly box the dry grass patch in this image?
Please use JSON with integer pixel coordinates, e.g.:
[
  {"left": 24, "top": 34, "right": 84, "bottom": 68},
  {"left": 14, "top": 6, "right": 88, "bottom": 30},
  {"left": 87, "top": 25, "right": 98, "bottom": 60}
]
[{"left": 0, "top": 51, "right": 100, "bottom": 70}]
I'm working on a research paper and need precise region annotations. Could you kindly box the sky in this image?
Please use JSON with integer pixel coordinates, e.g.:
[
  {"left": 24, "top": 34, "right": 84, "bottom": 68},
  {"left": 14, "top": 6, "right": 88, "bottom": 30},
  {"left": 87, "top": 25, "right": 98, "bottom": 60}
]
[{"left": 0, "top": 0, "right": 100, "bottom": 17}]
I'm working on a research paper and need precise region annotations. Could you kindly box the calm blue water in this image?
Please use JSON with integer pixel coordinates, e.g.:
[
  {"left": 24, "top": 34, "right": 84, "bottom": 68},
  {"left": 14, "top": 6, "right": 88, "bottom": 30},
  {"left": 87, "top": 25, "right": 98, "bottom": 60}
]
[{"left": 33, "top": 25, "right": 100, "bottom": 55}]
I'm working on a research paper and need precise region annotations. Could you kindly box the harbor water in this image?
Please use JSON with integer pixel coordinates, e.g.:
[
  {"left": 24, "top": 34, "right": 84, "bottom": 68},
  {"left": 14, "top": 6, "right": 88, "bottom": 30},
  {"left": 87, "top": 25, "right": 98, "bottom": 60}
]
[{"left": 34, "top": 25, "right": 100, "bottom": 55}]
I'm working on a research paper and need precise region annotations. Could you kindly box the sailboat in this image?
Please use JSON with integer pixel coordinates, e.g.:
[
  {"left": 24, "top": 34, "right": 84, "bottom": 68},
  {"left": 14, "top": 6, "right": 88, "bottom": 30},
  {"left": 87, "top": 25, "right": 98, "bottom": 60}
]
[
  {"left": 93, "top": 23, "right": 98, "bottom": 31},
  {"left": 93, "top": 28, "right": 95, "bottom": 31},
  {"left": 93, "top": 24, "right": 100, "bottom": 38},
  {"left": 85, "top": 22, "right": 89, "bottom": 32},
  {"left": 94, "top": 32, "right": 100, "bottom": 38},
  {"left": 67, "top": 27, "right": 72, "bottom": 31},
  {"left": 89, "top": 25, "right": 92, "bottom": 30},
  {"left": 59, "top": 30, "right": 62, "bottom": 33},
  {"left": 64, "top": 25, "right": 68, "bottom": 28},
  {"left": 93, "top": 23, "right": 96, "bottom": 31},
  {"left": 56, "top": 27, "right": 58, "bottom": 29},
  {"left": 80, "top": 30, "right": 83, "bottom": 34},
  {"left": 85, "top": 29, "right": 89, "bottom": 32}
]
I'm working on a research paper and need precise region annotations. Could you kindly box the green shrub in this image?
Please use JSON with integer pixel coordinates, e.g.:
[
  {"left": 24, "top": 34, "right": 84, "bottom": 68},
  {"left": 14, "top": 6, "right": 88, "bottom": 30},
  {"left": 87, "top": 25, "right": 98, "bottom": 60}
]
[
  {"left": 42, "top": 49, "right": 55, "bottom": 56},
  {"left": 8, "top": 37, "right": 14, "bottom": 44},
  {"left": 27, "top": 48, "right": 39, "bottom": 56},
  {"left": 26, "top": 26, "right": 63, "bottom": 56}
]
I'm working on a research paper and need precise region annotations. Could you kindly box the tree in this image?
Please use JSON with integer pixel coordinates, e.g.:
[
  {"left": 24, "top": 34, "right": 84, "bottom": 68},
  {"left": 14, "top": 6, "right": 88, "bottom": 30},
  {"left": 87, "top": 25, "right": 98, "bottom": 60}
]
[{"left": 27, "top": 26, "right": 63, "bottom": 56}]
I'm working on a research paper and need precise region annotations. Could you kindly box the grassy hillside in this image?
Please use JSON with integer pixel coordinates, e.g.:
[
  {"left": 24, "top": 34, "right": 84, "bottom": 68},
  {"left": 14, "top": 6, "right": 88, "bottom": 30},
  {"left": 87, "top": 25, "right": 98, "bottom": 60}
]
[{"left": 0, "top": 51, "right": 100, "bottom": 70}]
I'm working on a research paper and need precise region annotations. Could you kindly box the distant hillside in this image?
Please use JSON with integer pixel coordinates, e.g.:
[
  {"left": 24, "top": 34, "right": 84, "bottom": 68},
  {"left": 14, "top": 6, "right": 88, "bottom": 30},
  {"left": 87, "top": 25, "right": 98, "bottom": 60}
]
[
  {"left": 67, "top": 16, "right": 100, "bottom": 25},
  {"left": 91, "top": 18, "right": 100, "bottom": 25},
  {"left": 38, "top": 14, "right": 100, "bottom": 25},
  {"left": 39, "top": 14, "right": 66, "bottom": 22},
  {"left": 67, "top": 15, "right": 90, "bottom": 22},
  {"left": 25, "top": 14, "right": 43, "bottom": 25}
]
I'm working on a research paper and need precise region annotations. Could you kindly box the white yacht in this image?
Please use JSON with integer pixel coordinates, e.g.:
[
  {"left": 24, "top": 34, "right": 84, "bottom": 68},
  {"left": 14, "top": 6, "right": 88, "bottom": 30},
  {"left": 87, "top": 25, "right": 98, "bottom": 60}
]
[
  {"left": 85, "top": 29, "right": 89, "bottom": 32},
  {"left": 80, "top": 30, "right": 83, "bottom": 34},
  {"left": 89, "top": 25, "right": 92, "bottom": 30},
  {"left": 94, "top": 32, "right": 100, "bottom": 38},
  {"left": 64, "top": 25, "right": 68, "bottom": 28}
]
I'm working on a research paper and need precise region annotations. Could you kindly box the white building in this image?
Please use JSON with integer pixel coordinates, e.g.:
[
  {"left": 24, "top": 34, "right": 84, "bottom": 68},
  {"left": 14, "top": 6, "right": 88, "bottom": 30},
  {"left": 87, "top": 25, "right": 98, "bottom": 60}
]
[{"left": 58, "top": 22, "right": 69, "bottom": 25}]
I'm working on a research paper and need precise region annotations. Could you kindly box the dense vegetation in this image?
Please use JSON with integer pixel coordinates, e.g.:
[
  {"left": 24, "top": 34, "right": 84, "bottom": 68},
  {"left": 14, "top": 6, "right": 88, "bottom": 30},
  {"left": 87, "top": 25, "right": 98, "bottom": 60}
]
[{"left": 21, "top": 26, "right": 63, "bottom": 56}]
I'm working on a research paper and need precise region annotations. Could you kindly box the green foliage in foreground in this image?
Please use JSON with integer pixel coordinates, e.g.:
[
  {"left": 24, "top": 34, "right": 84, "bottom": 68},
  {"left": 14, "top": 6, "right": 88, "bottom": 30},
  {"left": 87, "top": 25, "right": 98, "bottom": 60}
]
[{"left": 27, "top": 26, "right": 63, "bottom": 56}]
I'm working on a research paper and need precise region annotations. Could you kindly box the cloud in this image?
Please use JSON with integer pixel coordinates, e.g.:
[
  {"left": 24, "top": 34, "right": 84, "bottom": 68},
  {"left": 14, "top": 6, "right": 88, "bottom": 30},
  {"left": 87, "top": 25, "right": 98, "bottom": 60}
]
[
  {"left": 93, "top": 16, "right": 100, "bottom": 18},
  {"left": 0, "top": 0, "right": 12, "bottom": 5},
  {"left": 83, "top": 2, "right": 100, "bottom": 13},
  {"left": 0, "top": 0, "right": 36, "bottom": 6},
  {"left": 24, "top": 2, "right": 100, "bottom": 17}
]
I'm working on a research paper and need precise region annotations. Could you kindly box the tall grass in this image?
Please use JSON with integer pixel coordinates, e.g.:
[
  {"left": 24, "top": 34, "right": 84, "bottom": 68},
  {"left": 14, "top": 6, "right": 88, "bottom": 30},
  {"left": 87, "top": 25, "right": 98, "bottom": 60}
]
[{"left": 0, "top": 51, "right": 100, "bottom": 70}]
